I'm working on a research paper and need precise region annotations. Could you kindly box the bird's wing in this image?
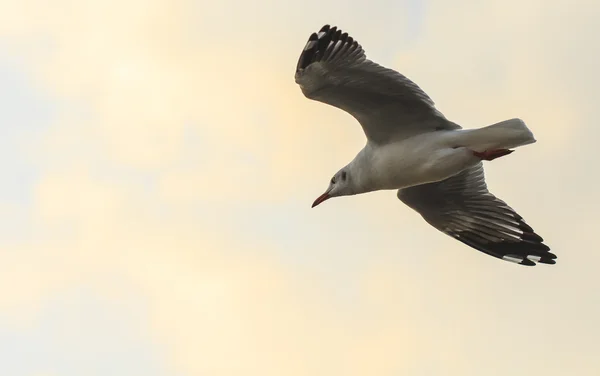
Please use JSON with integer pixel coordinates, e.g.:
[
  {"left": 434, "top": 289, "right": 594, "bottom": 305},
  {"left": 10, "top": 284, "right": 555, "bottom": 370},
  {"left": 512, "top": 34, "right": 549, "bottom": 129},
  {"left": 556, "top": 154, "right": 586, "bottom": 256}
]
[
  {"left": 294, "top": 24, "right": 458, "bottom": 145},
  {"left": 397, "top": 163, "right": 556, "bottom": 266}
]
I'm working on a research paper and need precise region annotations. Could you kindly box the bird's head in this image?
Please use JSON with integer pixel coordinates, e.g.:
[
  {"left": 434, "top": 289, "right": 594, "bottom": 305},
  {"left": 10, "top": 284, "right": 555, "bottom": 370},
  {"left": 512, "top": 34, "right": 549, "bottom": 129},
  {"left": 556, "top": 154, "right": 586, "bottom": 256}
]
[{"left": 312, "top": 168, "right": 355, "bottom": 208}]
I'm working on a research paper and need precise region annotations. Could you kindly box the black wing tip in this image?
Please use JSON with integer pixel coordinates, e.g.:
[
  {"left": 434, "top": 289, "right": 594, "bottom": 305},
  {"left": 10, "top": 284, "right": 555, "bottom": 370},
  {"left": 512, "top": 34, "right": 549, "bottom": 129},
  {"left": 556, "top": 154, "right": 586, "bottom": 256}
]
[
  {"left": 451, "top": 229, "right": 556, "bottom": 267},
  {"left": 488, "top": 214, "right": 556, "bottom": 266},
  {"left": 510, "top": 218, "right": 557, "bottom": 266},
  {"left": 497, "top": 238, "right": 557, "bottom": 266},
  {"left": 498, "top": 239, "right": 557, "bottom": 266},
  {"left": 501, "top": 233, "right": 557, "bottom": 266},
  {"left": 505, "top": 251, "right": 557, "bottom": 266},
  {"left": 492, "top": 245, "right": 557, "bottom": 267},
  {"left": 295, "top": 24, "right": 359, "bottom": 72}
]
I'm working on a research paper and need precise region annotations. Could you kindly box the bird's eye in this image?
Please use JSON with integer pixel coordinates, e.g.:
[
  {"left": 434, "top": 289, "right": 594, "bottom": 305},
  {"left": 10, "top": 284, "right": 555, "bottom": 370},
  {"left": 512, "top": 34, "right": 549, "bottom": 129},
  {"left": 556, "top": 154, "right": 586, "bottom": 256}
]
[
  {"left": 331, "top": 177, "right": 336, "bottom": 184},
  {"left": 341, "top": 171, "right": 347, "bottom": 180}
]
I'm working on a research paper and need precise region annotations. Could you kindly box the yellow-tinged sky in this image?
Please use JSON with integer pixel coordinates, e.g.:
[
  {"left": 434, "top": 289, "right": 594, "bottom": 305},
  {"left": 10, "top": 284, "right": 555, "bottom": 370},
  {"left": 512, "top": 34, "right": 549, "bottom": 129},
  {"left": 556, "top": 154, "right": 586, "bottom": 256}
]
[{"left": 0, "top": 0, "right": 599, "bottom": 375}]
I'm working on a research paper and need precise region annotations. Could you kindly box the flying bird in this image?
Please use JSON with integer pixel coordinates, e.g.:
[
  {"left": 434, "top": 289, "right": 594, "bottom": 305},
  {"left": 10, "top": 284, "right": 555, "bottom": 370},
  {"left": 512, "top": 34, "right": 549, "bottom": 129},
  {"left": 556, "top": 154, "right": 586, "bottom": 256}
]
[{"left": 294, "top": 24, "right": 556, "bottom": 266}]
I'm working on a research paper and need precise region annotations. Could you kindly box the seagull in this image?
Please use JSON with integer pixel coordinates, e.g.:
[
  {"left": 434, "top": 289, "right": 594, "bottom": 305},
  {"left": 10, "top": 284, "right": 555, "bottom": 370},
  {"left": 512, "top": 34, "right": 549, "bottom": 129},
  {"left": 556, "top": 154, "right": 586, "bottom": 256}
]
[{"left": 294, "top": 24, "right": 556, "bottom": 266}]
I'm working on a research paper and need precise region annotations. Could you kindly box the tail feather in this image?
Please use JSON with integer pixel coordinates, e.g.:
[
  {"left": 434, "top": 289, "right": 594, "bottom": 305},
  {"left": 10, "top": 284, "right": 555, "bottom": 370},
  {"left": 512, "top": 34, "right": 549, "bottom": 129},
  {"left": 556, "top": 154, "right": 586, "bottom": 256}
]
[{"left": 455, "top": 118, "right": 537, "bottom": 153}]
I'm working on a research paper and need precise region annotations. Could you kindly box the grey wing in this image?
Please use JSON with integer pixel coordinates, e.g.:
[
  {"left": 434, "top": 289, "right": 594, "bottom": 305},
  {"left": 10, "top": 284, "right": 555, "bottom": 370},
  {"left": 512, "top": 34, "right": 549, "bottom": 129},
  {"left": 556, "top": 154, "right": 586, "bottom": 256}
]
[
  {"left": 397, "top": 163, "right": 556, "bottom": 266},
  {"left": 294, "top": 25, "right": 458, "bottom": 145}
]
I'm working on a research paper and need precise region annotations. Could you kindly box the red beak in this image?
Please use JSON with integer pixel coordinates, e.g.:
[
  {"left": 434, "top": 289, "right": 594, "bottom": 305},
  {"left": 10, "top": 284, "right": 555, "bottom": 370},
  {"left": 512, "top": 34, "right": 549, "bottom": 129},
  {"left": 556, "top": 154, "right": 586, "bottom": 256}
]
[{"left": 312, "top": 192, "right": 331, "bottom": 208}]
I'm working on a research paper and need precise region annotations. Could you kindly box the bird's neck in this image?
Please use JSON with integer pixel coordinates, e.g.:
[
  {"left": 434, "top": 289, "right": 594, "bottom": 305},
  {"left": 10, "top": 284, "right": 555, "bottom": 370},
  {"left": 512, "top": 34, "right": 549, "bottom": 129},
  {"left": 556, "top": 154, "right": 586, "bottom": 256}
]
[{"left": 347, "top": 146, "right": 380, "bottom": 195}]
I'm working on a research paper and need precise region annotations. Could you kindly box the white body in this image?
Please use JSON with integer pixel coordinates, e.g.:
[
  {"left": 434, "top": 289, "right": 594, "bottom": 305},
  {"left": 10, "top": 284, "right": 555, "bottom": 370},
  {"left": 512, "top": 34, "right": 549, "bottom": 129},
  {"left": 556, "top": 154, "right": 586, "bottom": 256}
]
[{"left": 350, "top": 119, "right": 536, "bottom": 192}]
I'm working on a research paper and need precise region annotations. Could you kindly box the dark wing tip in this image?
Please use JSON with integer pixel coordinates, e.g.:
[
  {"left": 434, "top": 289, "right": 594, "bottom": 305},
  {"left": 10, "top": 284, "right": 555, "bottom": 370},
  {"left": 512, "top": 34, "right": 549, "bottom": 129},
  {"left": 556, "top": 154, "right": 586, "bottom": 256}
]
[
  {"left": 295, "top": 24, "right": 360, "bottom": 73},
  {"left": 398, "top": 164, "right": 555, "bottom": 267},
  {"left": 451, "top": 221, "right": 556, "bottom": 267}
]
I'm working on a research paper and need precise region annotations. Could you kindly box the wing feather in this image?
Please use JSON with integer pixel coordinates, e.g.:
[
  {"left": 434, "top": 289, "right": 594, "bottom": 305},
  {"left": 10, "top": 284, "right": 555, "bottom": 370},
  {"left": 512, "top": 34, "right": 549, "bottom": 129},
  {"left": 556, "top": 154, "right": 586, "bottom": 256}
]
[
  {"left": 397, "top": 164, "right": 556, "bottom": 266},
  {"left": 295, "top": 25, "right": 458, "bottom": 144}
]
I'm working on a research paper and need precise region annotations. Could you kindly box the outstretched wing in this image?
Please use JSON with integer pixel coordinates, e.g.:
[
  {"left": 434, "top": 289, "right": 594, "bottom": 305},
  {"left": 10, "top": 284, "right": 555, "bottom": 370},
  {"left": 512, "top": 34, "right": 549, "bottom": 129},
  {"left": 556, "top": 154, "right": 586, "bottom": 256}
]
[
  {"left": 294, "top": 24, "right": 458, "bottom": 145},
  {"left": 397, "top": 163, "right": 556, "bottom": 266}
]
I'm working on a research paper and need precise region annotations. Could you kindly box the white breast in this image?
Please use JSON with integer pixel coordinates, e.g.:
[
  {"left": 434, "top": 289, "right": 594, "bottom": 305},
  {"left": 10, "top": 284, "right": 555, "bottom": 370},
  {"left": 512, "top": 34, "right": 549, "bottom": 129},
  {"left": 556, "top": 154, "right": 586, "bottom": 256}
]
[{"left": 361, "top": 132, "right": 480, "bottom": 191}]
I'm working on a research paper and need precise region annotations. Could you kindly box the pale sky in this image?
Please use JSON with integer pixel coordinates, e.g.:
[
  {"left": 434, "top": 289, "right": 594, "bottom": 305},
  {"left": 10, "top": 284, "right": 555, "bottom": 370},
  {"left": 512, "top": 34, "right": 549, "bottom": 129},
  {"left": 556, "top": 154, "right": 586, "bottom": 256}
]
[{"left": 1, "top": 0, "right": 599, "bottom": 375}]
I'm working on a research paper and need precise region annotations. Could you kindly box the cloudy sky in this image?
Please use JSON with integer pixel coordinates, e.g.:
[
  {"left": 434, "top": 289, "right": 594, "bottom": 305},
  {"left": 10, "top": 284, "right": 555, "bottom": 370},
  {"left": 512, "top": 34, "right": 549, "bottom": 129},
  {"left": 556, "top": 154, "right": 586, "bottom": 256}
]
[{"left": 1, "top": 0, "right": 599, "bottom": 375}]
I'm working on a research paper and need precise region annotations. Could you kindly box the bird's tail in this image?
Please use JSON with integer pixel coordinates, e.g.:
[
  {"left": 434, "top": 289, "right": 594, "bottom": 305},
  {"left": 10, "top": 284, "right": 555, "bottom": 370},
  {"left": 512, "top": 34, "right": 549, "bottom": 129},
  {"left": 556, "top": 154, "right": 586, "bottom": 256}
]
[{"left": 454, "top": 118, "right": 537, "bottom": 153}]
